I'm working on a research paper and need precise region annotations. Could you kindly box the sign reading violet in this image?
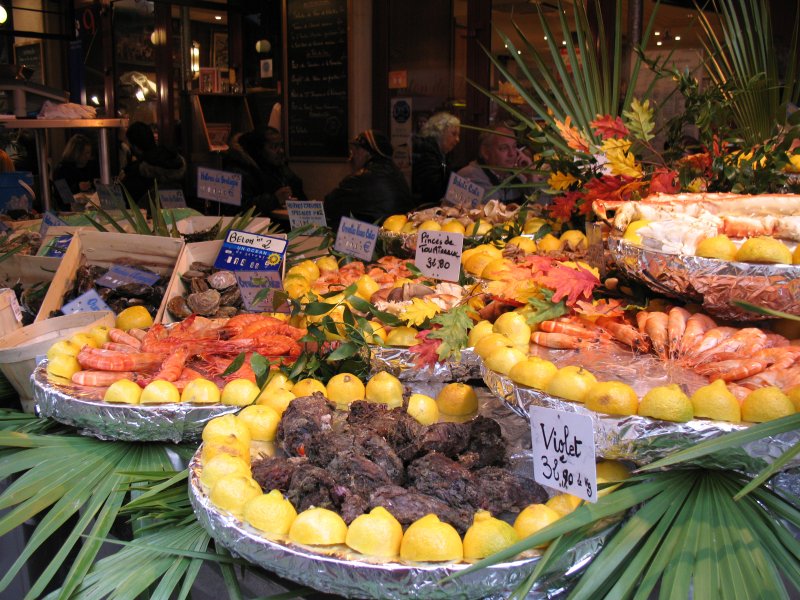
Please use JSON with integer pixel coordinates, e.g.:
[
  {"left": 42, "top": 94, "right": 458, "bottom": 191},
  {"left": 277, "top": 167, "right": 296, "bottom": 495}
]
[
  {"left": 414, "top": 230, "right": 463, "bottom": 282},
  {"left": 197, "top": 167, "right": 242, "bottom": 206},
  {"left": 443, "top": 172, "right": 484, "bottom": 209},
  {"left": 286, "top": 200, "right": 327, "bottom": 229},
  {"left": 333, "top": 217, "right": 379, "bottom": 261},
  {"left": 529, "top": 405, "right": 597, "bottom": 503}
]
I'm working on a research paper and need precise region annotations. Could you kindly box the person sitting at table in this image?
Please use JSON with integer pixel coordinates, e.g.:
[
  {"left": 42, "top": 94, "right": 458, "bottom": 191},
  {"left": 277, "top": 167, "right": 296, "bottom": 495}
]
[
  {"left": 52, "top": 134, "right": 100, "bottom": 196},
  {"left": 411, "top": 111, "right": 461, "bottom": 207},
  {"left": 456, "top": 123, "right": 535, "bottom": 206},
  {"left": 324, "top": 129, "right": 412, "bottom": 230},
  {"left": 119, "top": 121, "right": 186, "bottom": 206},
  {"left": 262, "top": 127, "right": 307, "bottom": 206}
]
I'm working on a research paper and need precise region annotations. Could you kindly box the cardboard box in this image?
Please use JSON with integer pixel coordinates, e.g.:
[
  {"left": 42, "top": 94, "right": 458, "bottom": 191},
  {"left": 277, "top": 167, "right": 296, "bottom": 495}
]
[{"left": 35, "top": 231, "right": 184, "bottom": 322}]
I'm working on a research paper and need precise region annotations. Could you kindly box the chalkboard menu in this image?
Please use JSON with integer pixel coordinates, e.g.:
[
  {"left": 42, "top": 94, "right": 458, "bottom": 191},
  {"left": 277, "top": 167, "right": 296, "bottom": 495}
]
[{"left": 285, "top": 0, "right": 349, "bottom": 159}]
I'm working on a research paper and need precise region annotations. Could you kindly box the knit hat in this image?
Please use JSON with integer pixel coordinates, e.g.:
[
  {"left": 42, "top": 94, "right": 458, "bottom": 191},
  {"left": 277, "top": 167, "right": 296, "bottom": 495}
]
[{"left": 352, "top": 129, "right": 394, "bottom": 158}]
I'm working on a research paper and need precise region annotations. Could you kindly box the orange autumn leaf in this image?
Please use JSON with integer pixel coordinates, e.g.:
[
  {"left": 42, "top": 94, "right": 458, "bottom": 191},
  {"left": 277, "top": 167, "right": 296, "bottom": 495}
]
[
  {"left": 540, "top": 264, "right": 600, "bottom": 306},
  {"left": 591, "top": 115, "right": 630, "bottom": 140},
  {"left": 555, "top": 116, "right": 590, "bottom": 153},
  {"left": 574, "top": 298, "right": 626, "bottom": 318}
]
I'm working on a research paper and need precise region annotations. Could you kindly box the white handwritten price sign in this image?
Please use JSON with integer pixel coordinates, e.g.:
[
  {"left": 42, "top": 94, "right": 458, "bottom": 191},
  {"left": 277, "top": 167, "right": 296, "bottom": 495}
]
[
  {"left": 334, "top": 217, "right": 379, "bottom": 261},
  {"left": 529, "top": 405, "right": 597, "bottom": 503},
  {"left": 414, "top": 230, "right": 463, "bottom": 282},
  {"left": 286, "top": 200, "right": 327, "bottom": 229},
  {"left": 443, "top": 172, "right": 484, "bottom": 209}
]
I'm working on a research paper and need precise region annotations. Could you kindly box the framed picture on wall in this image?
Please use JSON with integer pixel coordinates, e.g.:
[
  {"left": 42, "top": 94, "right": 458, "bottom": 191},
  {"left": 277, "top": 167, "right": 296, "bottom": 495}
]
[
  {"left": 198, "top": 68, "right": 218, "bottom": 93},
  {"left": 212, "top": 32, "right": 228, "bottom": 69}
]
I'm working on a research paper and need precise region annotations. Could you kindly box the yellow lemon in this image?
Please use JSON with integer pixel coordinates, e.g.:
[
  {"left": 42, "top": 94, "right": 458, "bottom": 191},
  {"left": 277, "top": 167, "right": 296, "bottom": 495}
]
[
  {"left": 463, "top": 510, "right": 519, "bottom": 560},
  {"left": 201, "top": 436, "right": 251, "bottom": 466},
  {"left": 467, "top": 320, "right": 495, "bottom": 347},
  {"left": 103, "top": 378, "right": 142, "bottom": 404},
  {"left": 595, "top": 460, "right": 631, "bottom": 482},
  {"left": 115, "top": 305, "right": 153, "bottom": 331},
  {"left": 638, "top": 384, "right": 694, "bottom": 422},
  {"left": 364, "top": 319, "right": 388, "bottom": 345},
  {"left": 786, "top": 385, "right": 800, "bottom": 412},
  {"left": 209, "top": 474, "right": 262, "bottom": 517},
  {"left": 202, "top": 413, "right": 252, "bottom": 446},
  {"left": 480, "top": 258, "right": 512, "bottom": 281},
  {"left": 523, "top": 218, "right": 548, "bottom": 235},
  {"left": 537, "top": 233, "right": 565, "bottom": 253},
  {"left": 46, "top": 339, "right": 81, "bottom": 361},
  {"left": 560, "top": 230, "right": 588, "bottom": 251},
  {"left": 464, "top": 252, "right": 495, "bottom": 276},
  {"left": 418, "top": 219, "right": 442, "bottom": 232},
  {"left": 474, "top": 332, "right": 514, "bottom": 359},
  {"left": 221, "top": 378, "right": 260, "bottom": 407},
  {"left": 690, "top": 379, "right": 741, "bottom": 423},
  {"left": 545, "top": 365, "right": 598, "bottom": 403},
  {"left": 741, "top": 386, "right": 795, "bottom": 422},
  {"left": 734, "top": 236, "right": 792, "bottom": 264},
  {"left": 285, "top": 267, "right": 311, "bottom": 283},
  {"left": 263, "top": 372, "right": 294, "bottom": 394},
  {"left": 400, "top": 221, "right": 417, "bottom": 234},
  {"left": 383, "top": 214, "right": 408, "bottom": 232},
  {"left": 470, "top": 219, "right": 493, "bottom": 235},
  {"left": 585, "top": 381, "right": 639, "bottom": 416},
  {"left": 695, "top": 235, "right": 738, "bottom": 261},
  {"left": 407, "top": 393, "right": 439, "bottom": 425},
  {"left": 315, "top": 255, "right": 339, "bottom": 273},
  {"left": 69, "top": 332, "right": 99, "bottom": 349},
  {"left": 285, "top": 278, "right": 311, "bottom": 299},
  {"left": 89, "top": 325, "right": 112, "bottom": 346},
  {"left": 256, "top": 388, "right": 297, "bottom": 415},
  {"left": 345, "top": 507, "right": 404, "bottom": 557},
  {"left": 493, "top": 311, "right": 532, "bottom": 346},
  {"left": 365, "top": 371, "right": 404, "bottom": 409},
  {"left": 295, "top": 259, "right": 321, "bottom": 281},
  {"left": 385, "top": 326, "right": 419, "bottom": 347},
  {"left": 355, "top": 274, "right": 380, "bottom": 301},
  {"left": 291, "top": 378, "right": 327, "bottom": 397},
  {"left": 508, "top": 357, "right": 558, "bottom": 390},
  {"left": 546, "top": 494, "right": 583, "bottom": 517},
  {"left": 243, "top": 490, "right": 298, "bottom": 536},
  {"left": 400, "top": 514, "right": 463, "bottom": 562},
  {"left": 507, "top": 236, "right": 537, "bottom": 253},
  {"left": 140, "top": 380, "right": 180, "bottom": 405},
  {"left": 513, "top": 504, "right": 560, "bottom": 546},
  {"left": 622, "top": 219, "right": 651, "bottom": 245},
  {"left": 181, "top": 378, "right": 221, "bottom": 405},
  {"left": 289, "top": 507, "right": 348, "bottom": 545},
  {"left": 200, "top": 454, "right": 251, "bottom": 489},
  {"left": 326, "top": 372, "right": 366, "bottom": 406},
  {"left": 436, "top": 383, "right": 479, "bottom": 416},
  {"left": 441, "top": 219, "right": 466, "bottom": 234},
  {"left": 473, "top": 244, "right": 503, "bottom": 260},
  {"left": 484, "top": 345, "right": 527, "bottom": 375},
  {"left": 793, "top": 244, "right": 800, "bottom": 265},
  {"left": 237, "top": 405, "right": 280, "bottom": 441}
]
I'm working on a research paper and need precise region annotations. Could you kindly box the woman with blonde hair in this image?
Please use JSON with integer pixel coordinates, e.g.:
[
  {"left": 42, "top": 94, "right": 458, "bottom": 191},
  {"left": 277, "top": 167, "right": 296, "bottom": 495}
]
[
  {"left": 53, "top": 134, "right": 99, "bottom": 194},
  {"left": 412, "top": 111, "right": 461, "bottom": 206}
]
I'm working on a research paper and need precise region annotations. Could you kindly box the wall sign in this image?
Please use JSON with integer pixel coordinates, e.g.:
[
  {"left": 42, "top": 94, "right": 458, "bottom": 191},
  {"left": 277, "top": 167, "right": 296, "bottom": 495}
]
[{"left": 14, "top": 42, "right": 44, "bottom": 84}]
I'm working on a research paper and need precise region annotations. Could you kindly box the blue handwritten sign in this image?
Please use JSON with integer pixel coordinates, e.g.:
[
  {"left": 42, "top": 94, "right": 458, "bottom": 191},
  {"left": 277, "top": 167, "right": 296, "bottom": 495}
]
[
  {"left": 286, "top": 200, "right": 327, "bottom": 229},
  {"left": 62, "top": 289, "right": 112, "bottom": 314},
  {"left": 197, "top": 167, "right": 242, "bottom": 206},
  {"left": 39, "top": 211, "right": 68, "bottom": 237},
  {"left": 159, "top": 189, "right": 187, "bottom": 209},
  {"left": 96, "top": 183, "right": 125, "bottom": 209},
  {"left": 443, "top": 172, "right": 484, "bottom": 209},
  {"left": 95, "top": 265, "right": 161, "bottom": 289},
  {"left": 214, "top": 230, "right": 287, "bottom": 272},
  {"left": 333, "top": 217, "right": 379, "bottom": 261}
]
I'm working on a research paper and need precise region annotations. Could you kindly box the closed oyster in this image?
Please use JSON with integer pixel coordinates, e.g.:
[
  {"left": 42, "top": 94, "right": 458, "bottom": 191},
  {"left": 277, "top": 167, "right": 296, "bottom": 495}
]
[
  {"left": 190, "top": 277, "right": 209, "bottom": 294},
  {"left": 207, "top": 270, "right": 236, "bottom": 290},
  {"left": 187, "top": 289, "right": 221, "bottom": 316},
  {"left": 219, "top": 286, "right": 242, "bottom": 307},
  {"left": 167, "top": 296, "right": 192, "bottom": 319},
  {"left": 211, "top": 306, "right": 238, "bottom": 319},
  {"left": 181, "top": 270, "right": 208, "bottom": 281},
  {"left": 189, "top": 261, "right": 214, "bottom": 274}
]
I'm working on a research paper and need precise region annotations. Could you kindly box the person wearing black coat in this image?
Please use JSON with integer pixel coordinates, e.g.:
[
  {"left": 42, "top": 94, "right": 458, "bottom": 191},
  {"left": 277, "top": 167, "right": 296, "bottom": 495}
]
[
  {"left": 120, "top": 122, "right": 186, "bottom": 205},
  {"left": 411, "top": 112, "right": 461, "bottom": 207},
  {"left": 324, "top": 130, "right": 413, "bottom": 231}
]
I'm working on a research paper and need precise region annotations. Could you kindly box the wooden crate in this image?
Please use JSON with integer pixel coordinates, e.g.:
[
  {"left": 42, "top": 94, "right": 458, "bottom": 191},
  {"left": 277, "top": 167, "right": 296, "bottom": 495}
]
[
  {"left": 175, "top": 216, "right": 271, "bottom": 236},
  {"left": 0, "top": 254, "right": 61, "bottom": 287},
  {"left": 35, "top": 231, "right": 184, "bottom": 322}
]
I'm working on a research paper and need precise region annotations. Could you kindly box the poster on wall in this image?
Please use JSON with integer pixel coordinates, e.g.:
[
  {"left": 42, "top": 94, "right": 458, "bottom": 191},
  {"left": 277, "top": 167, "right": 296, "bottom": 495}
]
[
  {"left": 14, "top": 42, "right": 44, "bottom": 84},
  {"left": 390, "top": 97, "right": 413, "bottom": 183}
]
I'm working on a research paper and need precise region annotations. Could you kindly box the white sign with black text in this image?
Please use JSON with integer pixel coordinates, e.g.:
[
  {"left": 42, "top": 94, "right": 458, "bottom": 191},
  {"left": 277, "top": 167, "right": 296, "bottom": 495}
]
[
  {"left": 414, "top": 230, "right": 463, "bottom": 282},
  {"left": 286, "top": 200, "right": 327, "bottom": 229}
]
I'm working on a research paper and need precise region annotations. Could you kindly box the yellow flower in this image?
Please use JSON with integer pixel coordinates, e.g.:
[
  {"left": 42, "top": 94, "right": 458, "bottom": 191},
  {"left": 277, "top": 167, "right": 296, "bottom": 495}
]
[
  {"left": 605, "top": 146, "right": 643, "bottom": 179},
  {"left": 547, "top": 171, "right": 579, "bottom": 191},
  {"left": 600, "top": 138, "right": 632, "bottom": 154},
  {"left": 687, "top": 177, "right": 708, "bottom": 193},
  {"left": 785, "top": 154, "right": 800, "bottom": 173}
]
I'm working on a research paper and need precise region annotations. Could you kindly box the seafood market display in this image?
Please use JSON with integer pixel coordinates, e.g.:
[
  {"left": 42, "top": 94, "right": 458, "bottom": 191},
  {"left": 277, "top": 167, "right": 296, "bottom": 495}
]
[
  {"left": 167, "top": 262, "right": 243, "bottom": 320},
  {"left": 382, "top": 199, "right": 523, "bottom": 236}
]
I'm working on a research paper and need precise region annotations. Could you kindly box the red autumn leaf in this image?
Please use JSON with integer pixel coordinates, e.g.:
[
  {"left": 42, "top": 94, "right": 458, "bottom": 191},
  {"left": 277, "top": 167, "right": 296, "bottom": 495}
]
[
  {"left": 576, "top": 197, "right": 593, "bottom": 215},
  {"left": 649, "top": 168, "right": 680, "bottom": 194},
  {"left": 678, "top": 152, "right": 712, "bottom": 172},
  {"left": 583, "top": 175, "right": 645, "bottom": 203},
  {"left": 591, "top": 115, "right": 630, "bottom": 140},
  {"left": 518, "top": 254, "right": 557, "bottom": 276},
  {"left": 408, "top": 329, "right": 442, "bottom": 368},
  {"left": 541, "top": 264, "right": 600, "bottom": 306},
  {"left": 549, "top": 191, "right": 582, "bottom": 220},
  {"left": 574, "top": 298, "right": 626, "bottom": 318}
]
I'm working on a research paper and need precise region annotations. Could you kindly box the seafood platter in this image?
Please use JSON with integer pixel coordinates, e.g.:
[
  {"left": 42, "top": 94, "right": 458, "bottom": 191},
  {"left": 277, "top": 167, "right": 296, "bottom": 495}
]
[
  {"left": 190, "top": 383, "right": 620, "bottom": 599},
  {"left": 602, "top": 193, "right": 800, "bottom": 320},
  {"left": 33, "top": 313, "right": 305, "bottom": 442},
  {"left": 478, "top": 305, "right": 800, "bottom": 472}
]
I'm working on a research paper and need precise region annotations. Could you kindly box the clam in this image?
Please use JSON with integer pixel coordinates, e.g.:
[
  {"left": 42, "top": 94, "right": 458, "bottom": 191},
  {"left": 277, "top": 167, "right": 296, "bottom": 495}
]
[
  {"left": 207, "top": 270, "right": 237, "bottom": 290},
  {"left": 167, "top": 296, "right": 192, "bottom": 319},
  {"left": 187, "top": 289, "right": 221, "bottom": 316}
]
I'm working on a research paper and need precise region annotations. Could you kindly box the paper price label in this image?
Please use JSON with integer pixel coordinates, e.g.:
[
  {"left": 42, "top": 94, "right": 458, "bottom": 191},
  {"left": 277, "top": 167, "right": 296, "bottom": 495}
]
[
  {"left": 159, "top": 189, "right": 187, "bottom": 209},
  {"left": 529, "top": 405, "right": 597, "bottom": 503},
  {"left": 235, "top": 270, "right": 288, "bottom": 313},
  {"left": 95, "top": 265, "right": 161, "bottom": 289},
  {"left": 443, "top": 172, "right": 484, "bottom": 209},
  {"left": 1, "top": 289, "right": 22, "bottom": 323},
  {"left": 43, "top": 234, "right": 72, "bottom": 257},
  {"left": 214, "top": 230, "right": 287, "bottom": 272},
  {"left": 286, "top": 200, "right": 327, "bottom": 229},
  {"left": 61, "top": 289, "right": 113, "bottom": 315},
  {"left": 96, "top": 183, "right": 125, "bottom": 209},
  {"left": 333, "top": 217, "right": 379, "bottom": 261},
  {"left": 414, "top": 230, "right": 463, "bottom": 282},
  {"left": 197, "top": 167, "right": 242, "bottom": 206},
  {"left": 39, "top": 211, "right": 68, "bottom": 237}
]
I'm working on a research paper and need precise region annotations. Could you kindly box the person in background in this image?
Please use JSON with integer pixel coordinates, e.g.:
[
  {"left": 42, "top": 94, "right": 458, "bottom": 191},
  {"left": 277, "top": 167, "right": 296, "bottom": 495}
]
[
  {"left": 0, "top": 149, "right": 14, "bottom": 173},
  {"left": 262, "top": 127, "right": 307, "bottom": 206},
  {"left": 120, "top": 121, "right": 186, "bottom": 205},
  {"left": 411, "top": 111, "right": 461, "bottom": 207},
  {"left": 324, "top": 129, "right": 412, "bottom": 230},
  {"left": 456, "top": 123, "right": 534, "bottom": 205},
  {"left": 52, "top": 134, "right": 100, "bottom": 195}
]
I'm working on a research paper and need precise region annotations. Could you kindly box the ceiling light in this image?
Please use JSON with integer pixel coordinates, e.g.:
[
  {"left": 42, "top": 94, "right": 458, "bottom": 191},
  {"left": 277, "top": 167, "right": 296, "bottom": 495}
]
[
  {"left": 543, "top": 36, "right": 547, "bottom": 41},
  {"left": 90, "top": 95, "right": 100, "bottom": 105},
  {"left": 517, "top": 50, "right": 522, "bottom": 54},
  {"left": 654, "top": 31, "right": 661, "bottom": 36},
  {"left": 135, "top": 89, "right": 146, "bottom": 102},
  {"left": 674, "top": 35, "right": 681, "bottom": 41},
  {"left": 562, "top": 40, "right": 566, "bottom": 45},
  {"left": 0, "top": 6, "right": 7, "bottom": 24},
  {"left": 656, "top": 41, "right": 663, "bottom": 46},
  {"left": 214, "top": 15, "right": 222, "bottom": 21}
]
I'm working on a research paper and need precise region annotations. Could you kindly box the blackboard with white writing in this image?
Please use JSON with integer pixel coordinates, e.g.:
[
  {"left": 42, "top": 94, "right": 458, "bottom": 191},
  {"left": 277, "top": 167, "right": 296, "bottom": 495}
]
[{"left": 285, "top": 0, "right": 349, "bottom": 159}]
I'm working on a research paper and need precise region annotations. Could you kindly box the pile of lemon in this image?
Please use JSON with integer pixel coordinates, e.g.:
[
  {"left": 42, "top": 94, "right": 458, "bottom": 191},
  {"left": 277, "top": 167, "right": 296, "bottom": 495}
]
[
  {"left": 383, "top": 214, "right": 496, "bottom": 236},
  {"left": 473, "top": 322, "right": 800, "bottom": 424},
  {"left": 201, "top": 405, "right": 632, "bottom": 562}
]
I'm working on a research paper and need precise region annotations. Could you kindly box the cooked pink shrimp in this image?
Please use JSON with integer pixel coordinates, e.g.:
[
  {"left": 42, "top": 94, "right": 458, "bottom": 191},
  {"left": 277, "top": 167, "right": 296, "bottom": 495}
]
[
  {"left": 635, "top": 311, "right": 650, "bottom": 334},
  {"left": 102, "top": 342, "right": 140, "bottom": 353},
  {"left": 685, "top": 327, "right": 737, "bottom": 359},
  {"left": 108, "top": 328, "right": 142, "bottom": 349},
  {"left": 77, "top": 347, "right": 164, "bottom": 372},
  {"left": 150, "top": 344, "right": 192, "bottom": 382},
  {"left": 678, "top": 313, "right": 717, "bottom": 358},
  {"left": 667, "top": 307, "right": 690, "bottom": 359},
  {"left": 531, "top": 331, "right": 584, "bottom": 349},
  {"left": 126, "top": 328, "right": 148, "bottom": 341},
  {"left": 689, "top": 328, "right": 768, "bottom": 366},
  {"left": 596, "top": 317, "right": 650, "bottom": 352},
  {"left": 72, "top": 370, "right": 136, "bottom": 387},
  {"left": 644, "top": 312, "right": 669, "bottom": 359}
]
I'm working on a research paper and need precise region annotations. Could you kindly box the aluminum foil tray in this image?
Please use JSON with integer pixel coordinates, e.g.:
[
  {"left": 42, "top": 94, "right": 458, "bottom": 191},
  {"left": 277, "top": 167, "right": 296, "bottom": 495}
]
[
  {"left": 369, "top": 346, "right": 482, "bottom": 382},
  {"left": 32, "top": 363, "right": 238, "bottom": 443},
  {"left": 482, "top": 365, "right": 800, "bottom": 474},
  {"left": 608, "top": 236, "right": 800, "bottom": 321}
]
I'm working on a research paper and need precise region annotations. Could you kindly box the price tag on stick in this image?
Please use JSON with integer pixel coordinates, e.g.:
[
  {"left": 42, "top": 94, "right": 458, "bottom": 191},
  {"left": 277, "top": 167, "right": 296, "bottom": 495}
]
[
  {"left": 414, "top": 230, "right": 463, "bottom": 281},
  {"left": 333, "top": 217, "right": 379, "bottom": 261},
  {"left": 286, "top": 200, "right": 327, "bottom": 229},
  {"left": 529, "top": 405, "right": 597, "bottom": 503}
]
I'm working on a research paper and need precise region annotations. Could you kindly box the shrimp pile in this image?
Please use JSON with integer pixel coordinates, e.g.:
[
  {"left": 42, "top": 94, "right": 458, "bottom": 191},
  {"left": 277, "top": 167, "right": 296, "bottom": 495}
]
[
  {"left": 530, "top": 308, "right": 800, "bottom": 397},
  {"left": 70, "top": 314, "right": 305, "bottom": 393},
  {"left": 312, "top": 256, "right": 412, "bottom": 296}
]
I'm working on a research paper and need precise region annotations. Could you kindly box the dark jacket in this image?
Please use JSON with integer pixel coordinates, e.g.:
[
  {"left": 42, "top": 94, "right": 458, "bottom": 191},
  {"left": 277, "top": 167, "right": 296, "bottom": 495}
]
[
  {"left": 52, "top": 160, "right": 99, "bottom": 194},
  {"left": 324, "top": 156, "right": 413, "bottom": 230},
  {"left": 122, "top": 146, "right": 186, "bottom": 205},
  {"left": 411, "top": 134, "right": 451, "bottom": 207}
]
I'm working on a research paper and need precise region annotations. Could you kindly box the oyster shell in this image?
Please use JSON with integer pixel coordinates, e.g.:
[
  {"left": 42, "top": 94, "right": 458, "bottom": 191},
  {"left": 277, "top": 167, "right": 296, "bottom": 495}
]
[
  {"left": 181, "top": 270, "right": 208, "bottom": 281},
  {"left": 189, "top": 261, "right": 214, "bottom": 274},
  {"left": 190, "top": 277, "right": 209, "bottom": 294},
  {"left": 207, "top": 270, "right": 236, "bottom": 290},
  {"left": 211, "top": 306, "right": 238, "bottom": 319},
  {"left": 219, "top": 286, "right": 242, "bottom": 307},
  {"left": 187, "top": 289, "right": 221, "bottom": 316},
  {"left": 167, "top": 296, "right": 192, "bottom": 319}
]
